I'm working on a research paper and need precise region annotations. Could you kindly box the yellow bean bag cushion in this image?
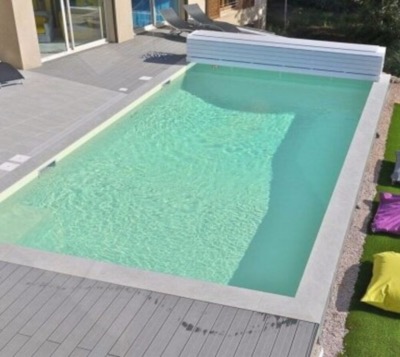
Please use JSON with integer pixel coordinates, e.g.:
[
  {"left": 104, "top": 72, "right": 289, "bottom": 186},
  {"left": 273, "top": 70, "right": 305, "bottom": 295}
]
[
  {"left": 35, "top": 16, "right": 48, "bottom": 34},
  {"left": 35, "top": 15, "right": 48, "bottom": 26},
  {"left": 361, "top": 251, "right": 400, "bottom": 313}
]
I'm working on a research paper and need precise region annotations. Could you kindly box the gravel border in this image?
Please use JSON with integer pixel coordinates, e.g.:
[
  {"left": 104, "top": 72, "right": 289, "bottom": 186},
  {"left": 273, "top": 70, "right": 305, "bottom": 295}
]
[{"left": 314, "top": 78, "right": 400, "bottom": 357}]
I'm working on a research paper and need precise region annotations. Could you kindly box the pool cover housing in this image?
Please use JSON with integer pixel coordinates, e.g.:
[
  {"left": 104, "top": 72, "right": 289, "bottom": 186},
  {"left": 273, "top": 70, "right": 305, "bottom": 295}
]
[{"left": 187, "top": 31, "right": 386, "bottom": 81}]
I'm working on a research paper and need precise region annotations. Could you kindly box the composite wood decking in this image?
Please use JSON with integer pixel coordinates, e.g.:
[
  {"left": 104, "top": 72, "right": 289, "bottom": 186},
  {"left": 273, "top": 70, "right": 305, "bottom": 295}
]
[{"left": 0, "top": 261, "right": 318, "bottom": 357}]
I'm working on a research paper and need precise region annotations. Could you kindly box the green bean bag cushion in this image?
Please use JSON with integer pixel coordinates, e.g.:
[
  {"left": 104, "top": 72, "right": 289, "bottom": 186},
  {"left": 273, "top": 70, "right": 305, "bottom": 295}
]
[{"left": 362, "top": 251, "right": 400, "bottom": 313}]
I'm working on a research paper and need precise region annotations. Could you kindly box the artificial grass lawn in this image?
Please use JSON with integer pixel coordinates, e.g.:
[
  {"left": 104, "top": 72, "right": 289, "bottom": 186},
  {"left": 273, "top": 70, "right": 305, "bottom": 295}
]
[{"left": 341, "top": 104, "right": 400, "bottom": 357}]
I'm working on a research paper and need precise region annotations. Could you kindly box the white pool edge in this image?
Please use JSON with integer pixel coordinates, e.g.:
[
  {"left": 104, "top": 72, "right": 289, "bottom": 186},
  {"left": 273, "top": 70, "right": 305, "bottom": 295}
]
[
  {"left": 295, "top": 73, "right": 391, "bottom": 322},
  {"left": 0, "top": 69, "right": 391, "bottom": 324},
  {"left": 0, "top": 63, "right": 195, "bottom": 204}
]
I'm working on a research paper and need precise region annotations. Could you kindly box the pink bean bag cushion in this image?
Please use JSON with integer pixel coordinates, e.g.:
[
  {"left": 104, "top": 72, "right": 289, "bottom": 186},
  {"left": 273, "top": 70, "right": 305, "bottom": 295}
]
[{"left": 371, "top": 192, "right": 400, "bottom": 235}]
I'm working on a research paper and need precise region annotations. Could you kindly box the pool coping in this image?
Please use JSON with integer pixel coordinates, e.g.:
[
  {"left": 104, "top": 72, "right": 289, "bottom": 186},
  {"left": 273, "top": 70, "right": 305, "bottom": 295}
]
[{"left": 0, "top": 63, "right": 391, "bottom": 324}]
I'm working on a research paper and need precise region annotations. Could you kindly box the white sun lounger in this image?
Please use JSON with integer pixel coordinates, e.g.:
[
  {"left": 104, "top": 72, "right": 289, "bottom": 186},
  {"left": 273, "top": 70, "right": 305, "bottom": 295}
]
[
  {"left": 0, "top": 61, "right": 24, "bottom": 88},
  {"left": 391, "top": 150, "right": 400, "bottom": 184}
]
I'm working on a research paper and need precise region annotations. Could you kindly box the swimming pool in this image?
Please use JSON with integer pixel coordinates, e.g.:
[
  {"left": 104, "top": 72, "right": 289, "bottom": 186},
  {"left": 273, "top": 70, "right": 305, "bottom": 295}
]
[{"left": 0, "top": 64, "right": 373, "bottom": 298}]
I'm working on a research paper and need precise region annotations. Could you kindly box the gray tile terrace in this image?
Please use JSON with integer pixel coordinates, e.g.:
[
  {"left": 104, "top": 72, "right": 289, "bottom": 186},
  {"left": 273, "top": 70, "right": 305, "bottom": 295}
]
[
  {"left": 0, "top": 31, "right": 187, "bottom": 192},
  {"left": 0, "top": 31, "right": 319, "bottom": 356}
]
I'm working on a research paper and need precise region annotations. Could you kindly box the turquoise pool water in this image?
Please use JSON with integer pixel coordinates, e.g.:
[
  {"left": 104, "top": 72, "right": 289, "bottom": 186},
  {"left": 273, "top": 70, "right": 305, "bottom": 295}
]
[{"left": 0, "top": 65, "right": 372, "bottom": 296}]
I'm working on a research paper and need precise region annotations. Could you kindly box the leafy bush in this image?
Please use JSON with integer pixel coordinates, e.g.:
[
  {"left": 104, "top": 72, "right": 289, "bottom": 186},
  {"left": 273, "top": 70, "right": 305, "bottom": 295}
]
[
  {"left": 384, "top": 41, "right": 400, "bottom": 76},
  {"left": 267, "top": 0, "right": 400, "bottom": 76},
  {"left": 289, "top": 0, "right": 358, "bottom": 12},
  {"left": 352, "top": 0, "right": 400, "bottom": 44}
]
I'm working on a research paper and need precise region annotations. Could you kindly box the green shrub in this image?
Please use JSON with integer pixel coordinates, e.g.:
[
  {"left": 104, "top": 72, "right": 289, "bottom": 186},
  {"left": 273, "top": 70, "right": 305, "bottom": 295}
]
[
  {"left": 384, "top": 41, "right": 400, "bottom": 76},
  {"left": 267, "top": 1, "right": 400, "bottom": 76}
]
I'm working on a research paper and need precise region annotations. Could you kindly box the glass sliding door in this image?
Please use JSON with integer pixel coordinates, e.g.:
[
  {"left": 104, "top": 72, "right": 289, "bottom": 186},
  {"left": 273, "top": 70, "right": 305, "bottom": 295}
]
[
  {"left": 132, "top": 0, "right": 153, "bottom": 28},
  {"left": 65, "top": 0, "right": 106, "bottom": 47},
  {"left": 154, "top": 0, "right": 178, "bottom": 25},
  {"left": 132, "top": 0, "right": 178, "bottom": 29},
  {"left": 33, "top": 0, "right": 106, "bottom": 59},
  {"left": 33, "top": 0, "right": 68, "bottom": 56}
]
